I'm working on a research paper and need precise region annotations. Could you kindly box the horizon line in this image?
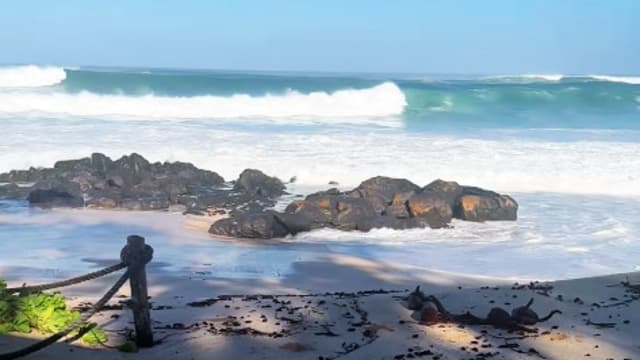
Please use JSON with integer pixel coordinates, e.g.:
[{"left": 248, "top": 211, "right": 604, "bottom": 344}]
[{"left": 1, "top": 63, "right": 639, "bottom": 78}]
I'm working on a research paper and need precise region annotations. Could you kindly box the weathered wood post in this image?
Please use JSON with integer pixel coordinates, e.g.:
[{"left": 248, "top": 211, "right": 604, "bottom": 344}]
[{"left": 121, "top": 235, "right": 154, "bottom": 347}]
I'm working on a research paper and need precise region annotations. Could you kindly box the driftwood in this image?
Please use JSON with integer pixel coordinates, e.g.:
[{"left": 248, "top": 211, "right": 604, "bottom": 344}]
[
  {"left": 406, "top": 287, "right": 562, "bottom": 332},
  {"left": 510, "top": 298, "right": 562, "bottom": 325}
]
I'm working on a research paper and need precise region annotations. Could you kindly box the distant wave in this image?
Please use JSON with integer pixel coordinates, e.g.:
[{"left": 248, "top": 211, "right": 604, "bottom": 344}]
[
  {"left": 588, "top": 75, "right": 640, "bottom": 85},
  {"left": 0, "top": 82, "right": 406, "bottom": 125},
  {"left": 482, "top": 74, "right": 565, "bottom": 82},
  {"left": 0, "top": 65, "right": 66, "bottom": 88},
  {"left": 483, "top": 74, "right": 640, "bottom": 84}
]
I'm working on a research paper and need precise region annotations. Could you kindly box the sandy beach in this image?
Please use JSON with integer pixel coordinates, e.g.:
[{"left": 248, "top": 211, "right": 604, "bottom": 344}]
[{"left": 2, "top": 252, "right": 638, "bottom": 359}]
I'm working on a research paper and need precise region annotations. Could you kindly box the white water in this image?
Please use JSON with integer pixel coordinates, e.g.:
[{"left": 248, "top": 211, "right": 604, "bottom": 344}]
[
  {"left": 0, "top": 82, "right": 406, "bottom": 126},
  {"left": 1, "top": 120, "right": 639, "bottom": 196},
  {"left": 485, "top": 73, "right": 640, "bottom": 84},
  {"left": 588, "top": 75, "right": 640, "bottom": 85},
  {"left": 0, "top": 65, "right": 66, "bottom": 88},
  {"left": 2, "top": 116, "right": 639, "bottom": 281},
  {"left": 2, "top": 123, "right": 639, "bottom": 280},
  {"left": 486, "top": 74, "right": 565, "bottom": 82}
]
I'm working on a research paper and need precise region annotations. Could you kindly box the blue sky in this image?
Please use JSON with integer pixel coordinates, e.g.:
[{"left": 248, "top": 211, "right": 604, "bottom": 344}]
[{"left": 1, "top": 0, "right": 638, "bottom": 74}]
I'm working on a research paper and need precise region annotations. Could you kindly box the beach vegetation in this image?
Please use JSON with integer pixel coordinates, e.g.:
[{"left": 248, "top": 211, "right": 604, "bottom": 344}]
[{"left": 0, "top": 279, "right": 107, "bottom": 345}]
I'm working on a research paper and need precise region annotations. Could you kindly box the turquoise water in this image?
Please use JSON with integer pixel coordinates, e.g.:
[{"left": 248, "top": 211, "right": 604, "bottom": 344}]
[{"left": 55, "top": 68, "right": 640, "bottom": 132}]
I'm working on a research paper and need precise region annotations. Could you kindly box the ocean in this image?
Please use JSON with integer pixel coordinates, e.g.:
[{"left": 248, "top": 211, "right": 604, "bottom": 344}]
[{"left": 0, "top": 65, "right": 639, "bottom": 280}]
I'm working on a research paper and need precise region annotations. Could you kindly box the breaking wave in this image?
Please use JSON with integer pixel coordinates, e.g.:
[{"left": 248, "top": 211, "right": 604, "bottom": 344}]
[
  {"left": 587, "top": 75, "right": 640, "bottom": 85},
  {"left": 0, "top": 65, "right": 66, "bottom": 88},
  {"left": 0, "top": 82, "right": 406, "bottom": 125},
  {"left": 483, "top": 74, "right": 640, "bottom": 84},
  {"left": 485, "top": 74, "right": 565, "bottom": 82}
]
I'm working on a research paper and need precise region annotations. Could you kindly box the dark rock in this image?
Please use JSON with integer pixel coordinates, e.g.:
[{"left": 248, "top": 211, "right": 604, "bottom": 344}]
[
  {"left": 334, "top": 197, "right": 377, "bottom": 230},
  {"left": 0, "top": 167, "right": 44, "bottom": 183},
  {"left": 407, "top": 192, "right": 452, "bottom": 228},
  {"left": 0, "top": 153, "right": 227, "bottom": 211},
  {"left": 285, "top": 191, "right": 388, "bottom": 232},
  {"left": 307, "top": 188, "right": 342, "bottom": 198},
  {"left": 284, "top": 188, "right": 345, "bottom": 226},
  {"left": 54, "top": 157, "right": 92, "bottom": 172},
  {"left": 351, "top": 176, "right": 420, "bottom": 214},
  {"left": 177, "top": 188, "right": 274, "bottom": 216},
  {"left": 106, "top": 176, "right": 125, "bottom": 188},
  {"left": 90, "top": 152, "right": 114, "bottom": 175},
  {"left": 110, "top": 153, "right": 151, "bottom": 186},
  {"left": 234, "top": 169, "right": 285, "bottom": 198},
  {"left": 355, "top": 176, "right": 420, "bottom": 201},
  {"left": 422, "top": 179, "right": 463, "bottom": 209},
  {"left": 27, "top": 189, "right": 83, "bottom": 207},
  {"left": 357, "top": 215, "right": 414, "bottom": 231},
  {"left": 211, "top": 177, "right": 516, "bottom": 238},
  {"left": 454, "top": 186, "right": 518, "bottom": 221},
  {"left": 271, "top": 211, "right": 312, "bottom": 235},
  {"left": 0, "top": 183, "right": 28, "bottom": 199},
  {"left": 359, "top": 192, "right": 388, "bottom": 214},
  {"left": 160, "top": 161, "right": 224, "bottom": 185},
  {"left": 285, "top": 199, "right": 334, "bottom": 228},
  {"left": 384, "top": 191, "right": 414, "bottom": 218},
  {"left": 1, "top": 153, "right": 519, "bottom": 239},
  {"left": 209, "top": 213, "right": 290, "bottom": 239}
]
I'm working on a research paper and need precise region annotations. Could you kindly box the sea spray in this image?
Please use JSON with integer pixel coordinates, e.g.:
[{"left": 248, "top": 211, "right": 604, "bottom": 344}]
[{"left": 0, "top": 65, "right": 66, "bottom": 88}]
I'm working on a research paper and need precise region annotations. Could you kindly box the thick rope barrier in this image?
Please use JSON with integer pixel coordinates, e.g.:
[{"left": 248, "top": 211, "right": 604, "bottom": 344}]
[
  {"left": 0, "top": 270, "right": 130, "bottom": 360},
  {"left": 6, "top": 262, "right": 127, "bottom": 295}
]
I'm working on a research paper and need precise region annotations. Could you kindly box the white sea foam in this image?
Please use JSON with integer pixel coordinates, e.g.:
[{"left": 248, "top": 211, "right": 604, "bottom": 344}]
[
  {"left": 0, "top": 65, "right": 66, "bottom": 88},
  {"left": 290, "top": 193, "right": 640, "bottom": 280},
  {"left": 1, "top": 121, "right": 639, "bottom": 197},
  {"left": 0, "top": 82, "right": 406, "bottom": 125},
  {"left": 588, "top": 75, "right": 640, "bottom": 85},
  {"left": 1, "top": 192, "right": 638, "bottom": 280},
  {"left": 485, "top": 73, "right": 640, "bottom": 84},
  {"left": 518, "top": 74, "right": 565, "bottom": 81},
  {"left": 428, "top": 96, "right": 454, "bottom": 111},
  {"left": 484, "top": 74, "right": 565, "bottom": 82}
]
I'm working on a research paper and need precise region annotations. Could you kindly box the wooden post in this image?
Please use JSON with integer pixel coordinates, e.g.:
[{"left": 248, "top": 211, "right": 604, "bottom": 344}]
[{"left": 124, "top": 235, "right": 154, "bottom": 347}]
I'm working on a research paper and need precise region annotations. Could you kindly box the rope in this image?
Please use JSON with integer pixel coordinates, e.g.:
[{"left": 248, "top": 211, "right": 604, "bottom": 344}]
[
  {"left": 0, "top": 270, "right": 130, "bottom": 360},
  {"left": 6, "top": 262, "right": 127, "bottom": 295}
]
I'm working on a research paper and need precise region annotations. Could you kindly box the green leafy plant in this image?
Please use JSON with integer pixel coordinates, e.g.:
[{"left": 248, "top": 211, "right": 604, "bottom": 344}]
[{"left": 0, "top": 279, "right": 107, "bottom": 345}]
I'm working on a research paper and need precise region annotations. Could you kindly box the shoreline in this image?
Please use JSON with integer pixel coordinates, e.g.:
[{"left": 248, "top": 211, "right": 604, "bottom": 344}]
[{"left": 0, "top": 203, "right": 639, "bottom": 281}]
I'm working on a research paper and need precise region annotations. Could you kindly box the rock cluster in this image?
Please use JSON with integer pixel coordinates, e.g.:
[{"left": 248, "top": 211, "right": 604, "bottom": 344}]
[
  {"left": 0, "top": 153, "right": 518, "bottom": 240},
  {"left": 209, "top": 176, "right": 518, "bottom": 239},
  {"left": 0, "top": 153, "right": 283, "bottom": 214}
]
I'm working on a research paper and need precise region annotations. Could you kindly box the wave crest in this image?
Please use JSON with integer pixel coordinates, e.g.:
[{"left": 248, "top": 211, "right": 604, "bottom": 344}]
[
  {"left": 0, "top": 82, "right": 406, "bottom": 126},
  {"left": 588, "top": 75, "right": 640, "bottom": 85},
  {"left": 483, "top": 74, "right": 640, "bottom": 84},
  {"left": 483, "top": 74, "right": 565, "bottom": 82},
  {"left": 0, "top": 65, "right": 66, "bottom": 88}
]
